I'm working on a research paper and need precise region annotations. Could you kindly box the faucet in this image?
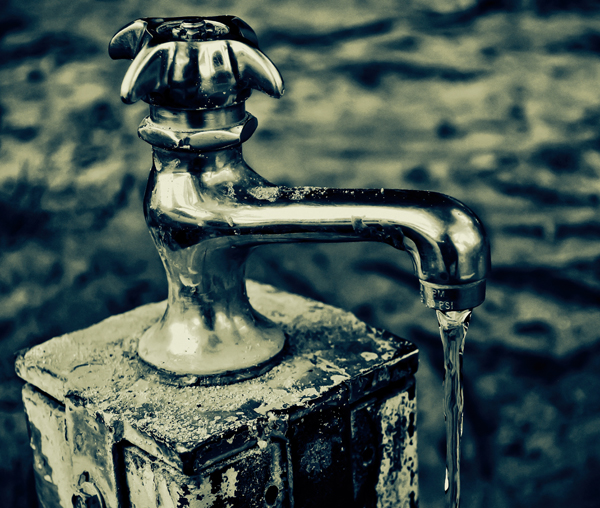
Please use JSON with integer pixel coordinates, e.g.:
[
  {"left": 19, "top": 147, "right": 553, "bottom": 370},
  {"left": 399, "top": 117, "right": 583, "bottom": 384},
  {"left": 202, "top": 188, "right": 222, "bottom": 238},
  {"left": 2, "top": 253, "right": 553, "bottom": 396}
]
[{"left": 110, "top": 16, "right": 490, "bottom": 382}]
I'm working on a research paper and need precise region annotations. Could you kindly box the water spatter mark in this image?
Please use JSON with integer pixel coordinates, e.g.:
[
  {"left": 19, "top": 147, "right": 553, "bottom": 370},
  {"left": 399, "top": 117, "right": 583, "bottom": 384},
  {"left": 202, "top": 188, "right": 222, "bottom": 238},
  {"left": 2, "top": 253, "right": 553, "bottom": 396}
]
[
  {"left": 226, "top": 181, "right": 236, "bottom": 198},
  {"left": 247, "top": 186, "right": 280, "bottom": 202},
  {"left": 289, "top": 186, "right": 317, "bottom": 201}
]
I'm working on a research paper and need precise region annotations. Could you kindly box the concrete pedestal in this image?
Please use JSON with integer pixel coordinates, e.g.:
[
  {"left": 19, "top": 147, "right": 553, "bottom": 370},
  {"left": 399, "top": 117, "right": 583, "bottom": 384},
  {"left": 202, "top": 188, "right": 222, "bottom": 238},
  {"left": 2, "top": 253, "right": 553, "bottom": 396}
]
[{"left": 16, "top": 281, "right": 418, "bottom": 508}]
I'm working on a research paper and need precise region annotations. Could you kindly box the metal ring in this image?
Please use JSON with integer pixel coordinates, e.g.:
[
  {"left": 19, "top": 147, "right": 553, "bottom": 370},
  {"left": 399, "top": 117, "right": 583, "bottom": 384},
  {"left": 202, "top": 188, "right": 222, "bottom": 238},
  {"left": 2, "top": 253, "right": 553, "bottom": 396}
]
[{"left": 419, "top": 279, "right": 486, "bottom": 311}]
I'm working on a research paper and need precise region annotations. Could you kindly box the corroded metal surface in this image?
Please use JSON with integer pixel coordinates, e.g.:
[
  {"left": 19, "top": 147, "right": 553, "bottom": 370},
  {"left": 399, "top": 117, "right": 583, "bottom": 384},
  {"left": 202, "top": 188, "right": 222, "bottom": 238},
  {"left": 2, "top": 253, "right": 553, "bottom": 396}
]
[
  {"left": 124, "top": 439, "right": 289, "bottom": 507},
  {"left": 18, "top": 281, "right": 418, "bottom": 507},
  {"left": 375, "top": 389, "right": 418, "bottom": 508},
  {"left": 66, "top": 395, "right": 125, "bottom": 508},
  {"left": 22, "top": 385, "right": 71, "bottom": 508}
]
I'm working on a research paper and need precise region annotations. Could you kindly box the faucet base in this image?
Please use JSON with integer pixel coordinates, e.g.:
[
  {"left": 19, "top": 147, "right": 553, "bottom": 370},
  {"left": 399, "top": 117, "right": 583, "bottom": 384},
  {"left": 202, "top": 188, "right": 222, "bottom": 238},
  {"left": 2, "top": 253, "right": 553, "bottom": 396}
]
[
  {"left": 137, "top": 309, "right": 287, "bottom": 381},
  {"left": 138, "top": 339, "right": 288, "bottom": 387}
]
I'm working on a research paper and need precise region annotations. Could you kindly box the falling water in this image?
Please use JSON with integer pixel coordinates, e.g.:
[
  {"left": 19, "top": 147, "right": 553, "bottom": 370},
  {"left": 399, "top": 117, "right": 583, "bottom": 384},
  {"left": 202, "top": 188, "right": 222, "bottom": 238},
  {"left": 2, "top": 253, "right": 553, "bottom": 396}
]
[{"left": 436, "top": 308, "right": 472, "bottom": 508}]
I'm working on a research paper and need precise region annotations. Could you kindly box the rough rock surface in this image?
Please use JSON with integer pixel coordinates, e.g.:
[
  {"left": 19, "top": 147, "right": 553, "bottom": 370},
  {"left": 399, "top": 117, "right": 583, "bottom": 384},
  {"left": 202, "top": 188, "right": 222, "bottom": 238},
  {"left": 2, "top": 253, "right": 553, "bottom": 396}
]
[{"left": 1, "top": 1, "right": 600, "bottom": 507}]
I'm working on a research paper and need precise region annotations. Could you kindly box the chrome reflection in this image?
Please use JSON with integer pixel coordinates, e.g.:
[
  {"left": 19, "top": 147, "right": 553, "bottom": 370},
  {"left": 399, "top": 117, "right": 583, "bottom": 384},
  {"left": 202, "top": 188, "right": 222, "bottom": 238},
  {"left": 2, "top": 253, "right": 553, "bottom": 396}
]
[{"left": 110, "top": 16, "right": 491, "bottom": 379}]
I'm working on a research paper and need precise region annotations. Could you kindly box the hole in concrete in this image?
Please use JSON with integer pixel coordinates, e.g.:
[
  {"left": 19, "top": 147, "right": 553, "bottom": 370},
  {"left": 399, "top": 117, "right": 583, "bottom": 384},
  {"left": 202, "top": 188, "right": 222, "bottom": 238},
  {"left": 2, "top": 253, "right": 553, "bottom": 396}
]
[
  {"left": 362, "top": 445, "right": 374, "bottom": 465},
  {"left": 265, "top": 485, "right": 279, "bottom": 505}
]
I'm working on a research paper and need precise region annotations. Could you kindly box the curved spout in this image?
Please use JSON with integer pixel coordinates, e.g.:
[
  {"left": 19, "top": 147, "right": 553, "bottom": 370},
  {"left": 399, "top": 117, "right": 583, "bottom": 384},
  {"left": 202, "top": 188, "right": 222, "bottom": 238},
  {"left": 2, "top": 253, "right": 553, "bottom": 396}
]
[
  {"left": 197, "top": 187, "right": 485, "bottom": 285},
  {"left": 139, "top": 148, "right": 490, "bottom": 379},
  {"left": 164, "top": 184, "right": 486, "bottom": 280}
]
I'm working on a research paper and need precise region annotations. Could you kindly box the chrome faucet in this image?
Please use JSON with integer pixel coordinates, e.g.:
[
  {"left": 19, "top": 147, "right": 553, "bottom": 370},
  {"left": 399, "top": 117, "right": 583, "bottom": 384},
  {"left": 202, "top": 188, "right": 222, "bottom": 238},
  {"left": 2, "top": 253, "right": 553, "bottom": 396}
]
[{"left": 110, "top": 16, "right": 490, "bottom": 383}]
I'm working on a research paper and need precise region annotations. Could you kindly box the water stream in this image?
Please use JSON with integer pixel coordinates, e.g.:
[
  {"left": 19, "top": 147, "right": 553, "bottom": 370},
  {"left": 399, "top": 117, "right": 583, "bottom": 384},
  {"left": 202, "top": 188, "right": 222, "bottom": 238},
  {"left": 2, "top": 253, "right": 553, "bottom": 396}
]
[{"left": 436, "top": 309, "right": 472, "bottom": 508}]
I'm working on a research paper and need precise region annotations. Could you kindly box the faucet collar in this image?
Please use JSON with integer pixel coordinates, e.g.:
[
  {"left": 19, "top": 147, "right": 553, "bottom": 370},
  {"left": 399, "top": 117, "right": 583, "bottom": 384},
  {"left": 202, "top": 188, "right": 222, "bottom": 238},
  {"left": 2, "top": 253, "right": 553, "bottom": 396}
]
[
  {"left": 149, "top": 104, "right": 247, "bottom": 129},
  {"left": 139, "top": 104, "right": 258, "bottom": 151}
]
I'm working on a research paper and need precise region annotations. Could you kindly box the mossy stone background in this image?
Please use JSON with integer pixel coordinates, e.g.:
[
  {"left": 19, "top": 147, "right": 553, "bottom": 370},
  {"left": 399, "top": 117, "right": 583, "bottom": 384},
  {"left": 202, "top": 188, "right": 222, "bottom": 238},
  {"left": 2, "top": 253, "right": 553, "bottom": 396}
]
[{"left": 1, "top": 0, "right": 600, "bottom": 507}]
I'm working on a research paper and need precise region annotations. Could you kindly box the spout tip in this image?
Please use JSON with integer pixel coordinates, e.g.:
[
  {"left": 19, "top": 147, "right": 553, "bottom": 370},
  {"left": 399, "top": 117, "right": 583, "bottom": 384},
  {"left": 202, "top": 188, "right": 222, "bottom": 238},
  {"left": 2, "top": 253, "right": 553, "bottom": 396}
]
[{"left": 420, "top": 279, "right": 486, "bottom": 311}]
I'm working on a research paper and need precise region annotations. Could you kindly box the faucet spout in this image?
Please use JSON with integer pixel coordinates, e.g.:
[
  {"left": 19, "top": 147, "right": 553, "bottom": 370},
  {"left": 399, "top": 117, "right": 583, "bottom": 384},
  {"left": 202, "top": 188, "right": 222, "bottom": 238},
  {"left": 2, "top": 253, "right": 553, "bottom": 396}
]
[
  {"left": 226, "top": 186, "right": 488, "bottom": 299},
  {"left": 139, "top": 147, "right": 490, "bottom": 379}
]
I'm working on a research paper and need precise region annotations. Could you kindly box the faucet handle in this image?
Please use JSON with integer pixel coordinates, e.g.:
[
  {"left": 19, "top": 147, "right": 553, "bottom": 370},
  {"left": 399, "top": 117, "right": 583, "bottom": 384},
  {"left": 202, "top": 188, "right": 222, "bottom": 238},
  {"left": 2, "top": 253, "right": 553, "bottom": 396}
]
[{"left": 109, "top": 16, "right": 284, "bottom": 109}]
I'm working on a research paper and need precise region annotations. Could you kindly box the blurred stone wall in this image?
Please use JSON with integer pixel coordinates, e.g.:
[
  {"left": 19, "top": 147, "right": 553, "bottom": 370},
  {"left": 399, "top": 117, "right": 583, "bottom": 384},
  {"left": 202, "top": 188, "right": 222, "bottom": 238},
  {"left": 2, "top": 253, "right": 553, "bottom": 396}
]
[{"left": 1, "top": 0, "right": 600, "bottom": 507}]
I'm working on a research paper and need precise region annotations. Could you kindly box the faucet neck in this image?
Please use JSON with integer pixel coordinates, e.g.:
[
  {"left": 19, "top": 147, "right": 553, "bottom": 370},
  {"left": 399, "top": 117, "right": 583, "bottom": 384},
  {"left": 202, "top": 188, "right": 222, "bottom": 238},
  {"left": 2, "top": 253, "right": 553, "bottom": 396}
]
[{"left": 152, "top": 145, "right": 246, "bottom": 175}]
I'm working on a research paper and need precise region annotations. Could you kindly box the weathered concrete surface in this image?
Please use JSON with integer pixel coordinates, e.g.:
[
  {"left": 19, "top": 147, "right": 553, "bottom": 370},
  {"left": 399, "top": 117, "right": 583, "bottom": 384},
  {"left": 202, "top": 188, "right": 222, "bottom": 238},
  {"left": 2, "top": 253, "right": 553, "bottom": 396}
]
[{"left": 17, "top": 281, "right": 418, "bottom": 507}]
